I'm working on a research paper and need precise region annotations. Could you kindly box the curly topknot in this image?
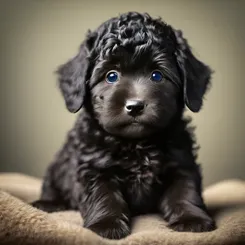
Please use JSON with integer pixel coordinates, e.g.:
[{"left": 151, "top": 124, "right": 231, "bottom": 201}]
[{"left": 87, "top": 12, "right": 176, "bottom": 62}]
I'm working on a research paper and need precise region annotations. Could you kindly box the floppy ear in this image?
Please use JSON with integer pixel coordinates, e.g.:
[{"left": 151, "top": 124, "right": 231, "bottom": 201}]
[
  {"left": 56, "top": 32, "right": 96, "bottom": 113},
  {"left": 174, "top": 30, "right": 212, "bottom": 112}
]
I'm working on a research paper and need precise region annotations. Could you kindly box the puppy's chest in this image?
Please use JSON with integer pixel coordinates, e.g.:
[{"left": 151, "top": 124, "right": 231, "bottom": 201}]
[
  {"left": 123, "top": 151, "right": 162, "bottom": 185},
  {"left": 80, "top": 143, "right": 166, "bottom": 211},
  {"left": 117, "top": 146, "right": 165, "bottom": 209},
  {"left": 81, "top": 142, "right": 165, "bottom": 179}
]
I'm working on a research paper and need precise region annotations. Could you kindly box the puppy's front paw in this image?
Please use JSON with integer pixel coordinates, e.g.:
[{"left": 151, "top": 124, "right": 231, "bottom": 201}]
[
  {"left": 85, "top": 219, "right": 130, "bottom": 240},
  {"left": 168, "top": 214, "right": 215, "bottom": 232},
  {"left": 31, "top": 200, "right": 68, "bottom": 213}
]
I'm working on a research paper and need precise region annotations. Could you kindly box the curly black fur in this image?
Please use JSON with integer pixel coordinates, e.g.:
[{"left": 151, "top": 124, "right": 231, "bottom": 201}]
[{"left": 32, "top": 12, "right": 215, "bottom": 239}]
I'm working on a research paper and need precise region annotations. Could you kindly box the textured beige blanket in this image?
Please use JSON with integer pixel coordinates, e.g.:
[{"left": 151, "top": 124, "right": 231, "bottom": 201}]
[{"left": 0, "top": 173, "right": 245, "bottom": 245}]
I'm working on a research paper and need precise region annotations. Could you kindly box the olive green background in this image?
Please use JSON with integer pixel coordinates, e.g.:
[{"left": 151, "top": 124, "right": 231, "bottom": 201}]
[{"left": 0, "top": 0, "right": 244, "bottom": 186}]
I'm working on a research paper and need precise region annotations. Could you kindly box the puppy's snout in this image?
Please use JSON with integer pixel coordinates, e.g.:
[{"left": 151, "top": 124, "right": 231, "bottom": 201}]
[{"left": 125, "top": 100, "right": 145, "bottom": 116}]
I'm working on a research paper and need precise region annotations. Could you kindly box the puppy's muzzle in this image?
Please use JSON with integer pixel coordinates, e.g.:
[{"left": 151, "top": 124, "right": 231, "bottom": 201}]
[{"left": 125, "top": 100, "right": 145, "bottom": 116}]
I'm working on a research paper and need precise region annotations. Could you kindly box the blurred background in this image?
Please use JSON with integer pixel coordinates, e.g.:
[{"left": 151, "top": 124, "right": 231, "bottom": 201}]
[{"left": 0, "top": 0, "right": 244, "bottom": 187}]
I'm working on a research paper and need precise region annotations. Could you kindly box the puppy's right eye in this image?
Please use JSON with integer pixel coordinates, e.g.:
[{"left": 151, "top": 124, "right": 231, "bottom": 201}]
[
  {"left": 106, "top": 71, "right": 119, "bottom": 84},
  {"left": 151, "top": 70, "right": 163, "bottom": 82}
]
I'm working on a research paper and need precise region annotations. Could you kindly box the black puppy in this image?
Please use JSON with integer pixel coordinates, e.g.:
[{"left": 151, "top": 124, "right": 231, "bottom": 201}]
[{"left": 32, "top": 12, "right": 215, "bottom": 239}]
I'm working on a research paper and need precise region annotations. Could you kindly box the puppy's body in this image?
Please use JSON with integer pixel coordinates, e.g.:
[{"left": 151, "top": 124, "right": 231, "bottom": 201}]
[
  {"left": 42, "top": 111, "right": 195, "bottom": 212},
  {"left": 32, "top": 12, "right": 215, "bottom": 239}
]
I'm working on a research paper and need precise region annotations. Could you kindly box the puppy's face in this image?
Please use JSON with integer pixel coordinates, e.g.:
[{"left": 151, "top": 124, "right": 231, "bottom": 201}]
[
  {"left": 57, "top": 12, "right": 211, "bottom": 139},
  {"left": 90, "top": 48, "right": 181, "bottom": 138}
]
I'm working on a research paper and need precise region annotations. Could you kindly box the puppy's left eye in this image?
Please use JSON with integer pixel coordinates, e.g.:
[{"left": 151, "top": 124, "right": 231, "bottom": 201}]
[
  {"left": 106, "top": 70, "right": 119, "bottom": 84},
  {"left": 151, "top": 71, "right": 163, "bottom": 82}
]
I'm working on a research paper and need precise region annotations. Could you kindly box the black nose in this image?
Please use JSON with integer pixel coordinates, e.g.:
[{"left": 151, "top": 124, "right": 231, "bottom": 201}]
[{"left": 125, "top": 100, "right": 145, "bottom": 116}]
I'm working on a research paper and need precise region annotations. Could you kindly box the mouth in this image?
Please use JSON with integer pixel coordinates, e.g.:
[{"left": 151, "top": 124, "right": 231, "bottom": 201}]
[
  {"left": 131, "top": 119, "right": 140, "bottom": 124},
  {"left": 115, "top": 118, "right": 146, "bottom": 128},
  {"left": 104, "top": 117, "right": 158, "bottom": 138}
]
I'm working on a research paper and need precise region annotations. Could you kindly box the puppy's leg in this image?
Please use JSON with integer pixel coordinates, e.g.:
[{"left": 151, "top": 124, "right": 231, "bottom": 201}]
[
  {"left": 77, "top": 172, "right": 130, "bottom": 239},
  {"left": 31, "top": 199, "right": 69, "bottom": 212},
  {"left": 159, "top": 167, "right": 215, "bottom": 232},
  {"left": 31, "top": 169, "right": 69, "bottom": 213}
]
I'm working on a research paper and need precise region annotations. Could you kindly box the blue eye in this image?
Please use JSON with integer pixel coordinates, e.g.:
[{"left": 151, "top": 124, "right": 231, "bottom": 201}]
[
  {"left": 151, "top": 71, "right": 163, "bottom": 82},
  {"left": 106, "top": 71, "right": 119, "bottom": 84}
]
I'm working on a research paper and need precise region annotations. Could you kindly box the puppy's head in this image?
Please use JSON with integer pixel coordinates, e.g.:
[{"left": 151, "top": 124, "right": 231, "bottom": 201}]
[{"left": 57, "top": 12, "right": 212, "bottom": 138}]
